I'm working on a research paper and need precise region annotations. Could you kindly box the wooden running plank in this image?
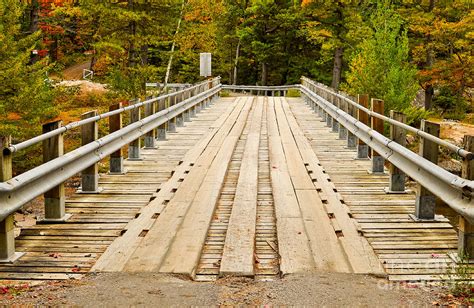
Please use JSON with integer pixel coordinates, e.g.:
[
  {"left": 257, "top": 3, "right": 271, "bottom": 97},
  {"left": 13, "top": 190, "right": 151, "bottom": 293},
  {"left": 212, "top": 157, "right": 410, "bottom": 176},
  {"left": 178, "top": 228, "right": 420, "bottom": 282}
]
[
  {"left": 92, "top": 99, "right": 240, "bottom": 271},
  {"left": 219, "top": 97, "right": 263, "bottom": 277},
  {"left": 281, "top": 98, "right": 385, "bottom": 275},
  {"left": 158, "top": 98, "right": 254, "bottom": 276},
  {"left": 266, "top": 97, "right": 316, "bottom": 275},
  {"left": 273, "top": 98, "right": 352, "bottom": 272},
  {"left": 123, "top": 98, "right": 252, "bottom": 273}
]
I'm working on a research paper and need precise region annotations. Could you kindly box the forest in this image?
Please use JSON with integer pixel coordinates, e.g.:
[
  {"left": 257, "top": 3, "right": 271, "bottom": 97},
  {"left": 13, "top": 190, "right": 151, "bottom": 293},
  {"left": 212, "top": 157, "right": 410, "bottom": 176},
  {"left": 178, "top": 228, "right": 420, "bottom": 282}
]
[{"left": 0, "top": 0, "right": 473, "bottom": 141}]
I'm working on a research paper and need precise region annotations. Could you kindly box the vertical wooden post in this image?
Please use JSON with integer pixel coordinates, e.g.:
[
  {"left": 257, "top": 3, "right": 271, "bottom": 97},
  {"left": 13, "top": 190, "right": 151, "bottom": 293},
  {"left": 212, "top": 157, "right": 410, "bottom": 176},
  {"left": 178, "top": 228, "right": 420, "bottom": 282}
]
[
  {"left": 371, "top": 99, "right": 385, "bottom": 173},
  {"left": 326, "top": 95, "right": 333, "bottom": 128},
  {"left": 183, "top": 91, "right": 191, "bottom": 122},
  {"left": 176, "top": 93, "right": 185, "bottom": 127},
  {"left": 338, "top": 96, "right": 348, "bottom": 140},
  {"left": 387, "top": 111, "right": 407, "bottom": 192},
  {"left": 332, "top": 95, "right": 340, "bottom": 133},
  {"left": 42, "top": 120, "right": 69, "bottom": 221},
  {"left": 168, "top": 94, "right": 177, "bottom": 132},
  {"left": 357, "top": 94, "right": 369, "bottom": 159},
  {"left": 157, "top": 98, "right": 167, "bottom": 140},
  {"left": 144, "top": 100, "right": 157, "bottom": 148},
  {"left": 346, "top": 99, "right": 357, "bottom": 148},
  {"left": 459, "top": 136, "right": 474, "bottom": 258},
  {"left": 81, "top": 110, "right": 101, "bottom": 193},
  {"left": 128, "top": 104, "right": 142, "bottom": 160},
  {"left": 0, "top": 136, "right": 23, "bottom": 262},
  {"left": 109, "top": 103, "right": 124, "bottom": 173},
  {"left": 414, "top": 120, "right": 440, "bottom": 220}
]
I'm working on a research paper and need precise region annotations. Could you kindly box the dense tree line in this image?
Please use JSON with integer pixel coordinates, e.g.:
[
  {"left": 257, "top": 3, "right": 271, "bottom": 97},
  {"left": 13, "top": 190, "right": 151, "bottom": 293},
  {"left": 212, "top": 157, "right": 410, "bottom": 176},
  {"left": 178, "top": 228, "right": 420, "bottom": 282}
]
[{"left": 0, "top": 0, "right": 473, "bottom": 140}]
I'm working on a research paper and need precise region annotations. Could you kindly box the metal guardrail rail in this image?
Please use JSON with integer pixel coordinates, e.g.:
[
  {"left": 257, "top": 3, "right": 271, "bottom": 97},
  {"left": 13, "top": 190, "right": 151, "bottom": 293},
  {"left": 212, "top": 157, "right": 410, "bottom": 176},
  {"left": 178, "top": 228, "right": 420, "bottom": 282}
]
[
  {"left": 301, "top": 77, "right": 473, "bottom": 160},
  {"left": 300, "top": 77, "right": 474, "bottom": 226},
  {"left": 8, "top": 78, "right": 220, "bottom": 154}
]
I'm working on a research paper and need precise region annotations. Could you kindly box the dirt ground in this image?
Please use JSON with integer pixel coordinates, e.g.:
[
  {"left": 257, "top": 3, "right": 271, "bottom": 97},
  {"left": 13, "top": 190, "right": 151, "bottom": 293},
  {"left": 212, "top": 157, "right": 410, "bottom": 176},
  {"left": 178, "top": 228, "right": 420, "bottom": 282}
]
[{"left": 0, "top": 272, "right": 447, "bottom": 306}]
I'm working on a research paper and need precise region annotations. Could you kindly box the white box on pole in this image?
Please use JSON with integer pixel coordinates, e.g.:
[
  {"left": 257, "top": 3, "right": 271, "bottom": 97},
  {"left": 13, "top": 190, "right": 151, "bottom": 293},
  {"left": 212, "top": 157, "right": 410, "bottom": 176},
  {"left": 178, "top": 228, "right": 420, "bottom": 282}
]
[{"left": 200, "top": 53, "right": 212, "bottom": 77}]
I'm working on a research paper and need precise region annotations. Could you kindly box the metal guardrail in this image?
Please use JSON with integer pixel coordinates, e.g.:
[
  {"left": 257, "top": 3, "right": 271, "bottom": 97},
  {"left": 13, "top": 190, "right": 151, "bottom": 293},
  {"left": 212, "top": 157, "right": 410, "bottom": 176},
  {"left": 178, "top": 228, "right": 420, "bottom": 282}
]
[
  {"left": 8, "top": 78, "right": 220, "bottom": 154},
  {"left": 222, "top": 84, "right": 298, "bottom": 95},
  {"left": 300, "top": 78, "right": 474, "bottom": 225},
  {"left": 301, "top": 77, "right": 473, "bottom": 160},
  {"left": 0, "top": 81, "right": 221, "bottom": 222}
]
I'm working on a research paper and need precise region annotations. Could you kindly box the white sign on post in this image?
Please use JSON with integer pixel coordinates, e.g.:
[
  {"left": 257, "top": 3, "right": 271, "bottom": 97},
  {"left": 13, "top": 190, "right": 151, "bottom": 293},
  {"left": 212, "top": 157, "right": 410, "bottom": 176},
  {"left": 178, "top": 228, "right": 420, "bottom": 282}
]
[{"left": 200, "top": 53, "right": 212, "bottom": 77}]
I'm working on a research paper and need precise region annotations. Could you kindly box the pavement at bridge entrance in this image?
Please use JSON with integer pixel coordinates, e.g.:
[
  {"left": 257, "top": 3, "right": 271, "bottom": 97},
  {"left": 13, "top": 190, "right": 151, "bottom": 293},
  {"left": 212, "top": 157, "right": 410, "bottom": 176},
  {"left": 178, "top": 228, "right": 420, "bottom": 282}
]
[{"left": 0, "top": 272, "right": 441, "bottom": 306}]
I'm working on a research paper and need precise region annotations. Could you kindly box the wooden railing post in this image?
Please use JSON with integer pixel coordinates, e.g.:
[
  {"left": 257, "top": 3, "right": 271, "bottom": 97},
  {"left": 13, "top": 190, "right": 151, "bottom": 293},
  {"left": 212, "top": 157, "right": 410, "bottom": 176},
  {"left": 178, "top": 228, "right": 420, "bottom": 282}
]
[
  {"left": 0, "top": 136, "right": 23, "bottom": 262},
  {"left": 42, "top": 120, "right": 69, "bottom": 221},
  {"left": 326, "top": 94, "right": 333, "bottom": 128},
  {"left": 144, "top": 99, "right": 157, "bottom": 148},
  {"left": 370, "top": 99, "right": 385, "bottom": 173},
  {"left": 128, "top": 103, "right": 142, "bottom": 160},
  {"left": 459, "top": 135, "right": 474, "bottom": 258},
  {"left": 81, "top": 110, "right": 101, "bottom": 193},
  {"left": 338, "top": 96, "right": 348, "bottom": 140},
  {"left": 183, "top": 91, "right": 191, "bottom": 122},
  {"left": 168, "top": 94, "right": 177, "bottom": 132},
  {"left": 346, "top": 98, "right": 357, "bottom": 148},
  {"left": 109, "top": 102, "right": 125, "bottom": 173},
  {"left": 413, "top": 120, "right": 440, "bottom": 220},
  {"left": 356, "top": 94, "right": 369, "bottom": 159},
  {"left": 332, "top": 95, "right": 340, "bottom": 133},
  {"left": 157, "top": 98, "right": 167, "bottom": 140},
  {"left": 176, "top": 93, "right": 185, "bottom": 127},
  {"left": 387, "top": 110, "right": 407, "bottom": 193}
]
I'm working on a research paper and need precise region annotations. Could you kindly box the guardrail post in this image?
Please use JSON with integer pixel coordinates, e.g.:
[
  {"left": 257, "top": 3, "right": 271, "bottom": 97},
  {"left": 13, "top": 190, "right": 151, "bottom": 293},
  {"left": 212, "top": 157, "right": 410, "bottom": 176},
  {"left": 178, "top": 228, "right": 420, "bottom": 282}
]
[
  {"left": 413, "top": 120, "right": 440, "bottom": 220},
  {"left": 144, "top": 99, "right": 157, "bottom": 148},
  {"left": 356, "top": 94, "right": 369, "bottom": 159},
  {"left": 0, "top": 136, "right": 23, "bottom": 263},
  {"left": 326, "top": 95, "right": 333, "bottom": 128},
  {"left": 338, "top": 96, "right": 348, "bottom": 140},
  {"left": 128, "top": 103, "right": 142, "bottom": 160},
  {"left": 168, "top": 95, "right": 177, "bottom": 132},
  {"left": 370, "top": 99, "right": 385, "bottom": 173},
  {"left": 42, "top": 120, "right": 69, "bottom": 221},
  {"left": 157, "top": 98, "right": 167, "bottom": 140},
  {"left": 183, "top": 91, "right": 191, "bottom": 122},
  {"left": 332, "top": 96, "right": 340, "bottom": 133},
  {"left": 176, "top": 93, "right": 185, "bottom": 127},
  {"left": 80, "top": 110, "right": 101, "bottom": 193},
  {"left": 346, "top": 98, "right": 357, "bottom": 148},
  {"left": 459, "top": 135, "right": 474, "bottom": 258},
  {"left": 109, "top": 102, "right": 125, "bottom": 173},
  {"left": 387, "top": 110, "right": 407, "bottom": 193}
]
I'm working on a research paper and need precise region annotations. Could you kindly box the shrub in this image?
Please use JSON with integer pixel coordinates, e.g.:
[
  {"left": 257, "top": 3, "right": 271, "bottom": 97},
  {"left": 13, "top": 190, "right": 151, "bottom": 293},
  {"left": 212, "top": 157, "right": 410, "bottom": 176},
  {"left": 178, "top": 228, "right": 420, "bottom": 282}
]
[{"left": 286, "top": 88, "right": 301, "bottom": 97}]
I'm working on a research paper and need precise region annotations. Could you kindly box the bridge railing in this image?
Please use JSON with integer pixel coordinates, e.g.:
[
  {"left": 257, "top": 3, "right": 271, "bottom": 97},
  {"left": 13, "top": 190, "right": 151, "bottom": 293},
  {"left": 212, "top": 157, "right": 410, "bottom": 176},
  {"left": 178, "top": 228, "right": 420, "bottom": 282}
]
[
  {"left": 0, "top": 77, "right": 221, "bottom": 262},
  {"left": 222, "top": 84, "right": 298, "bottom": 97},
  {"left": 301, "top": 76, "right": 474, "bottom": 258}
]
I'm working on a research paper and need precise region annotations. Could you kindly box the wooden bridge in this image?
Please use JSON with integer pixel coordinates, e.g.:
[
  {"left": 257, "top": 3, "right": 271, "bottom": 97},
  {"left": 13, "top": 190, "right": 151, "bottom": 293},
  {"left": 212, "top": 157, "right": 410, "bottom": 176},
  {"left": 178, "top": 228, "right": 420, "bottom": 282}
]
[{"left": 0, "top": 78, "right": 472, "bottom": 284}]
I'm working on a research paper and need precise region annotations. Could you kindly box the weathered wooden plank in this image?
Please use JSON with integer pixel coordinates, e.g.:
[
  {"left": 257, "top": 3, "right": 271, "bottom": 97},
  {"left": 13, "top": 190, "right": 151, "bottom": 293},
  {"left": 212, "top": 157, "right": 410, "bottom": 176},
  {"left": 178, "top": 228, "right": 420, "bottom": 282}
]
[{"left": 220, "top": 97, "right": 263, "bottom": 277}]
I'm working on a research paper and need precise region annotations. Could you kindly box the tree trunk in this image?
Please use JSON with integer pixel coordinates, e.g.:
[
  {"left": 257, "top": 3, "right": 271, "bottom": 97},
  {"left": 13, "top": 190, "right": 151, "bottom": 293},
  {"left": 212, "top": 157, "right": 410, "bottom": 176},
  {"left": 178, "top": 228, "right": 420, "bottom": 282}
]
[
  {"left": 331, "top": 47, "right": 343, "bottom": 89},
  {"left": 232, "top": 39, "right": 241, "bottom": 85},
  {"left": 29, "top": 0, "right": 39, "bottom": 33},
  {"left": 261, "top": 62, "right": 268, "bottom": 86},
  {"left": 89, "top": 56, "right": 96, "bottom": 71},
  {"left": 164, "top": 0, "right": 187, "bottom": 88},
  {"left": 425, "top": 86, "right": 434, "bottom": 110},
  {"left": 128, "top": 0, "right": 136, "bottom": 68},
  {"left": 140, "top": 45, "right": 148, "bottom": 65},
  {"left": 424, "top": 0, "right": 435, "bottom": 110}
]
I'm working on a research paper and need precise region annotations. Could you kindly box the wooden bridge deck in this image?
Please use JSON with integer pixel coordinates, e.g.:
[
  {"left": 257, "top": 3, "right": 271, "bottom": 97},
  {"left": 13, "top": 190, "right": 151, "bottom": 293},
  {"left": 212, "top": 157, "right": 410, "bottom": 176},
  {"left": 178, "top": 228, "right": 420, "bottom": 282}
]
[{"left": 1, "top": 96, "right": 459, "bottom": 283}]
